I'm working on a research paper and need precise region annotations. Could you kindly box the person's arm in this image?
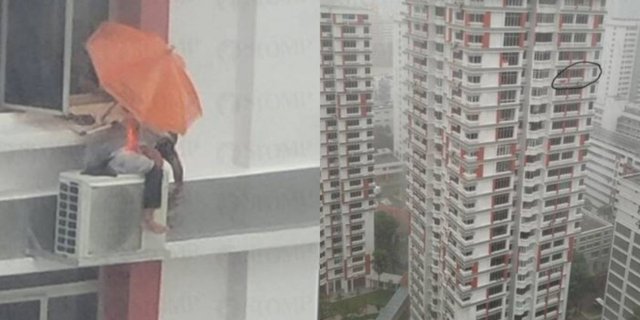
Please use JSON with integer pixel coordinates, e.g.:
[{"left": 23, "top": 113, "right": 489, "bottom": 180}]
[{"left": 139, "top": 145, "right": 164, "bottom": 167}]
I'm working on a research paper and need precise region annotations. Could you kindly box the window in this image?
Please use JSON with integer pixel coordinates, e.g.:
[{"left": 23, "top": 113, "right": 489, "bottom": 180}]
[
  {"left": 344, "top": 81, "right": 358, "bottom": 88},
  {"left": 3, "top": 0, "right": 110, "bottom": 112},
  {"left": 574, "top": 33, "right": 587, "bottom": 43},
  {"left": 467, "top": 75, "right": 481, "bottom": 84},
  {"left": 533, "top": 69, "right": 550, "bottom": 79},
  {"left": 469, "top": 34, "right": 483, "bottom": 44},
  {"left": 497, "top": 144, "right": 511, "bottom": 156},
  {"left": 498, "top": 109, "right": 515, "bottom": 121},
  {"left": 468, "top": 55, "right": 482, "bottom": 64},
  {"left": 469, "top": 13, "right": 484, "bottom": 23},
  {"left": 537, "top": 13, "right": 555, "bottom": 23},
  {"left": 504, "top": 33, "right": 521, "bottom": 46},
  {"left": 493, "top": 177, "right": 511, "bottom": 189},
  {"left": 342, "top": 26, "right": 355, "bottom": 33},
  {"left": 500, "top": 72, "right": 518, "bottom": 85},
  {"left": 502, "top": 52, "right": 519, "bottom": 66},
  {"left": 535, "top": 33, "right": 553, "bottom": 43},
  {"left": 490, "top": 240, "right": 507, "bottom": 252},
  {"left": 498, "top": 90, "right": 517, "bottom": 103},
  {"left": 343, "top": 54, "right": 356, "bottom": 62},
  {"left": 487, "top": 284, "right": 503, "bottom": 296},
  {"left": 505, "top": 13, "right": 522, "bottom": 26},
  {"left": 490, "top": 256, "right": 505, "bottom": 266},
  {"left": 496, "top": 127, "right": 514, "bottom": 139},
  {"left": 534, "top": 51, "right": 552, "bottom": 61},
  {"left": 343, "top": 40, "right": 357, "bottom": 48},
  {"left": 435, "top": 7, "right": 445, "bottom": 17},
  {"left": 496, "top": 160, "right": 512, "bottom": 172},
  {"left": 576, "top": 14, "right": 588, "bottom": 24},
  {"left": 531, "top": 87, "right": 548, "bottom": 97},
  {"left": 467, "top": 95, "right": 480, "bottom": 103},
  {"left": 493, "top": 194, "right": 510, "bottom": 205}
]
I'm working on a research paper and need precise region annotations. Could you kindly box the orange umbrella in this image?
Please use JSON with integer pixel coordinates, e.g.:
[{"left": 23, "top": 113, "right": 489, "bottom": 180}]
[{"left": 86, "top": 22, "right": 201, "bottom": 135}]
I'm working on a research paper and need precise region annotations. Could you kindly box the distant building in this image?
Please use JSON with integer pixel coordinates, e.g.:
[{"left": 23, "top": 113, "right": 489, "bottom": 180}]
[
  {"left": 599, "top": 18, "right": 640, "bottom": 101},
  {"left": 374, "top": 148, "right": 404, "bottom": 178},
  {"left": 373, "top": 104, "right": 394, "bottom": 129},
  {"left": 320, "top": 4, "right": 377, "bottom": 295},
  {"left": 392, "top": 6, "right": 408, "bottom": 162},
  {"left": 601, "top": 173, "right": 640, "bottom": 320},
  {"left": 575, "top": 213, "right": 613, "bottom": 275},
  {"left": 585, "top": 127, "right": 640, "bottom": 211},
  {"left": 616, "top": 105, "right": 640, "bottom": 140}
]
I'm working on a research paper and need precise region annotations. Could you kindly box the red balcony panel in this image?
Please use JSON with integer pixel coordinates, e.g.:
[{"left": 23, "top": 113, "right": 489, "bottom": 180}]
[{"left": 483, "top": 12, "right": 491, "bottom": 28}]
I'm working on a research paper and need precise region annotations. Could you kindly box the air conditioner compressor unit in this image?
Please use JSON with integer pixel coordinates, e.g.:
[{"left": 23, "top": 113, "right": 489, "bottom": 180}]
[{"left": 53, "top": 170, "right": 169, "bottom": 266}]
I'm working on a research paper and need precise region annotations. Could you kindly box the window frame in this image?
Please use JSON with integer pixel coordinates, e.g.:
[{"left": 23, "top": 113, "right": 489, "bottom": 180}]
[{"left": 0, "top": 0, "right": 116, "bottom": 114}]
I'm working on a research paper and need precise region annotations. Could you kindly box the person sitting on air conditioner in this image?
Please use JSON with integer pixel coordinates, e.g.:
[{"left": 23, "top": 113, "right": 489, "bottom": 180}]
[{"left": 84, "top": 115, "right": 183, "bottom": 234}]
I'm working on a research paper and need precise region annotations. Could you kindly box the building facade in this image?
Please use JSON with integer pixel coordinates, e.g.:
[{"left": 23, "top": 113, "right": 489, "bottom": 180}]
[
  {"left": 393, "top": 3, "right": 410, "bottom": 162},
  {"left": 599, "top": 18, "right": 640, "bottom": 101},
  {"left": 402, "top": 0, "right": 604, "bottom": 319},
  {"left": 601, "top": 173, "right": 640, "bottom": 320},
  {"left": 616, "top": 104, "right": 640, "bottom": 140},
  {"left": 585, "top": 127, "right": 640, "bottom": 212},
  {"left": 574, "top": 213, "right": 613, "bottom": 275},
  {"left": 320, "top": 4, "right": 377, "bottom": 295},
  {"left": 0, "top": 1, "right": 320, "bottom": 319}
]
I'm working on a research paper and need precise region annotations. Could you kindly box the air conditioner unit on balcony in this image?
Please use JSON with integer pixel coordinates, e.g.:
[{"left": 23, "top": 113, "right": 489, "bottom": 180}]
[{"left": 52, "top": 170, "right": 169, "bottom": 266}]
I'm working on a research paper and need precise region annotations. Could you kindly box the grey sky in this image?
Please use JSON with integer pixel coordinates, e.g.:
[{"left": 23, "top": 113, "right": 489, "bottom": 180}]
[{"left": 609, "top": 0, "right": 640, "bottom": 19}]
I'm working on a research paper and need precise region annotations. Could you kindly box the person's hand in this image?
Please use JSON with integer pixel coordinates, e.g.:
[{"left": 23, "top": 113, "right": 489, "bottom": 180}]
[{"left": 140, "top": 145, "right": 164, "bottom": 167}]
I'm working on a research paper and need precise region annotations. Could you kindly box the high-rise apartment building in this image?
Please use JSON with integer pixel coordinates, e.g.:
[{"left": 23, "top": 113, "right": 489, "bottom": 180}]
[
  {"left": 320, "top": 4, "right": 377, "bottom": 295},
  {"left": 402, "top": 0, "right": 605, "bottom": 319},
  {"left": 601, "top": 173, "right": 640, "bottom": 320},
  {"left": 599, "top": 18, "right": 640, "bottom": 101}
]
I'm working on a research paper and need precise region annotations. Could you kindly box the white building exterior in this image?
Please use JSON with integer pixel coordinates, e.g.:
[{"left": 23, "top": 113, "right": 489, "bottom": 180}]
[
  {"left": 402, "top": 1, "right": 604, "bottom": 319},
  {"left": 320, "top": 4, "right": 377, "bottom": 295},
  {"left": 599, "top": 18, "right": 640, "bottom": 101},
  {"left": 0, "top": 1, "right": 320, "bottom": 320},
  {"left": 601, "top": 173, "right": 640, "bottom": 320},
  {"left": 585, "top": 127, "right": 640, "bottom": 211},
  {"left": 574, "top": 212, "right": 613, "bottom": 275},
  {"left": 393, "top": 3, "right": 410, "bottom": 162}
]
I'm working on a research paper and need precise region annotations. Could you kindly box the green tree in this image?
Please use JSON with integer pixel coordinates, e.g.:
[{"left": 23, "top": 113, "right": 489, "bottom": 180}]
[
  {"left": 373, "top": 249, "right": 390, "bottom": 287},
  {"left": 568, "top": 253, "right": 594, "bottom": 315},
  {"left": 375, "top": 212, "right": 399, "bottom": 272}
]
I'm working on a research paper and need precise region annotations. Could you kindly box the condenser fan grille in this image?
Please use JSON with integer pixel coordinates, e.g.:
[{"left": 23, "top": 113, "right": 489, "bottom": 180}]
[{"left": 55, "top": 181, "right": 80, "bottom": 255}]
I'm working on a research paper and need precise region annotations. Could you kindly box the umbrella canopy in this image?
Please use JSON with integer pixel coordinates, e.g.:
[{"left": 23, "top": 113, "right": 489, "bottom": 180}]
[{"left": 86, "top": 22, "right": 202, "bottom": 135}]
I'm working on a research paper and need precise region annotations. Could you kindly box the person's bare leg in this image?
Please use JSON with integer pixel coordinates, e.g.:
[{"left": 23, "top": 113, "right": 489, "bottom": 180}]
[{"left": 142, "top": 208, "right": 168, "bottom": 234}]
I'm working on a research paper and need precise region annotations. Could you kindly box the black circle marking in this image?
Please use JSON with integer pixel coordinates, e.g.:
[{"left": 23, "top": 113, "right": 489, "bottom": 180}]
[{"left": 551, "top": 61, "right": 602, "bottom": 90}]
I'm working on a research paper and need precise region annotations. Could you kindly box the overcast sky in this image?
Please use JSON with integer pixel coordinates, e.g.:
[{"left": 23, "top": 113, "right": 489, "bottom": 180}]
[{"left": 608, "top": 0, "right": 640, "bottom": 19}]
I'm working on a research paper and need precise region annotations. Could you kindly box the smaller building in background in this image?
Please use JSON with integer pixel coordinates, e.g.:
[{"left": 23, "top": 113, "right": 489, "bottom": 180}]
[
  {"left": 373, "top": 103, "right": 393, "bottom": 129},
  {"left": 374, "top": 148, "right": 404, "bottom": 178},
  {"left": 585, "top": 127, "right": 640, "bottom": 212},
  {"left": 601, "top": 173, "right": 640, "bottom": 320},
  {"left": 617, "top": 105, "right": 640, "bottom": 140},
  {"left": 575, "top": 213, "right": 613, "bottom": 275}
]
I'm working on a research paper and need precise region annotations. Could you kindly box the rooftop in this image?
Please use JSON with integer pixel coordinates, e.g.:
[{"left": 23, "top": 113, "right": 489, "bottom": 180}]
[
  {"left": 581, "top": 212, "right": 612, "bottom": 232},
  {"left": 375, "top": 152, "right": 400, "bottom": 165},
  {"left": 593, "top": 127, "right": 640, "bottom": 156}
]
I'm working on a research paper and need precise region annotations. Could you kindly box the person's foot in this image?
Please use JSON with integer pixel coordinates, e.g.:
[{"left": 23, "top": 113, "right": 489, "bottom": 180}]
[{"left": 142, "top": 218, "right": 169, "bottom": 234}]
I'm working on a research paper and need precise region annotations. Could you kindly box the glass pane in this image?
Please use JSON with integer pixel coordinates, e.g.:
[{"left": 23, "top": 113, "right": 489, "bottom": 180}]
[
  {"left": 0, "top": 301, "right": 40, "bottom": 320},
  {"left": 5, "top": 0, "right": 66, "bottom": 110},
  {"left": 48, "top": 293, "right": 97, "bottom": 320}
]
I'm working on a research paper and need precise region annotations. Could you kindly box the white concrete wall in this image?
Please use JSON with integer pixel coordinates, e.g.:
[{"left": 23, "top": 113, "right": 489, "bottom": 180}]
[
  {"left": 160, "top": 243, "right": 319, "bottom": 320},
  {"left": 160, "top": 254, "right": 231, "bottom": 320},
  {"left": 245, "top": 244, "right": 319, "bottom": 320},
  {"left": 169, "top": 0, "right": 319, "bottom": 180}
]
